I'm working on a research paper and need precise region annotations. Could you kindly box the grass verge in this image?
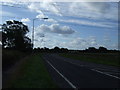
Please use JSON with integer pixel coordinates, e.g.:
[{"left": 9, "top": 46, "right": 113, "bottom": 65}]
[
  {"left": 2, "top": 49, "right": 27, "bottom": 71},
  {"left": 60, "top": 53, "right": 120, "bottom": 67},
  {"left": 9, "top": 53, "right": 57, "bottom": 88}
]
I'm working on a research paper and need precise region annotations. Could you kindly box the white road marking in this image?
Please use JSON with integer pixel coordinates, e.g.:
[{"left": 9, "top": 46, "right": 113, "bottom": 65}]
[
  {"left": 91, "top": 69, "right": 120, "bottom": 80},
  {"left": 62, "top": 59, "right": 120, "bottom": 80},
  {"left": 46, "top": 60, "right": 77, "bottom": 88}
]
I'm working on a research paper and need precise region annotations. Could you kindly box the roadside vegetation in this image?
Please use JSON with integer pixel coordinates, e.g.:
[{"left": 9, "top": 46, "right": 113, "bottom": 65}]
[
  {"left": 60, "top": 52, "right": 120, "bottom": 67},
  {"left": 2, "top": 49, "right": 28, "bottom": 71},
  {"left": 2, "top": 20, "right": 57, "bottom": 88},
  {"left": 4, "top": 53, "right": 57, "bottom": 88},
  {"left": 2, "top": 20, "right": 33, "bottom": 71}
]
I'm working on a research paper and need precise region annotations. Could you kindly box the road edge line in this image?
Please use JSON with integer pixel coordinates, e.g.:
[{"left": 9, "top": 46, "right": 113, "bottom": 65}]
[
  {"left": 91, "top": 69, "right": 120, "bottom": 79},
  {"left": 46, "top": 60, "right": 77, "bottom": 88}
]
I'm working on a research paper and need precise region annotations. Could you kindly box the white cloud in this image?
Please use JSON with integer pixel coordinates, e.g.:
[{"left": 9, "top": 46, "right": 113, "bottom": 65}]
[
  {"left": 1, "top": 0, "right": 119, "bottom": 2},
  {"left": 0, "top": 0, "right": 14, "bottom": 2},
  {"left": 45, "top": 18, "right": 57, "bottom": 23},
  {"left": 36, "top": 14, "right": 46, "bottom": 19},
  {"left": 2, "top": 2, "right": 117, "bottom": 22},
  {"left": 40, "top": 2, "right": 62, "bottom": 16},
  {"left": 58, "top": 2, "right": 118, "bottom": 21},
  {"left": 60, "top": 19, "right": 115, "bottom": 28},
  {"left": 28, "top": 2, "right": 117, "bottom": 22},
  {"left": 36, "top": 24, "right": 75, "bottom": 34},
  {"left": 58, "top": 36, "right": 99, "bottom": 50},
  {"left": 28, "top": 3, "right": 41, "bottom": 13},
  {"left": 87, "top": 36, "right": 97, "bottom": 46},
  {"left": 21, "top": 18, "right": 30, "bottom": 22},
  {"left": 27, "top": 2, "right": 62, "bottom": 21},
  {"left": 27, "top": 2, "right": 62, "bottom": 16},
  {"left": 28, "top": 3, "right": 48, "bottom": 19}
]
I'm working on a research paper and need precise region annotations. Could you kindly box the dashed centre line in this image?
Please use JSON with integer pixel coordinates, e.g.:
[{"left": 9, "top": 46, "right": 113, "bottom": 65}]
[{"left": 61, "top": 59, "right": 120, "bottom": 80}]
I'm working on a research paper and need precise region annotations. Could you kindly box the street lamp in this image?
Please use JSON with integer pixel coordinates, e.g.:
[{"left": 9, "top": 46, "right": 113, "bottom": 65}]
[
  {"left": 32, "top": 17, "right": 48, "bottom": 49},
  {"left": 0, "top": 24, "right": 2, "bottom": 30}
]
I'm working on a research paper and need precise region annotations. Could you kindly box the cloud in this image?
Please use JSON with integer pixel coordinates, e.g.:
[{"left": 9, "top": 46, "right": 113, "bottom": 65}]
[
  {"left": 27, "top": 2, "right": 62, "bottom": 20},
  {"left": 57, "top": 2, "right": 118, "bottom": 21},
  {"left": 36, "top": 14, "right": 47, "bottom": 19},
  {"left": 108, "top": 0, "right": 119, "bottom": 2},
  {"left": 29, "top": 2, "right": 118, "bottom": 22},
  {"left": 70, "top": 38, "right": 88, "bottom": 46},
  {"left": 28, "top": 3, "right": 41, "bottom": 13},
  {"left": 81, "top": 2, "right": 110, "bottom": 13},
  {"left": 45, "top": 18, "right": 57, "bottom": 23},
  {"left": 0, "top": 0, "right": 14, "bottom": 2},
  {"left": 60, "top": 19, "right": 114, "bottom": 28},
  {"left": 1, "top": 0, "right": 119, "bottom": 2},
  {"left": 21, "top": 18, "right": 30, "bottom": 22},
  {"left": 103, "top": 36, "right": 111, "bottom": 42},
  {"left": 40, "top": 2, "right": 62, "bottom": 16},
  {"left": 58, "top": 36, "right": 99, "bottom": 50},
  {"left": 87, "top": 36, "right": 97, "bottom": 46},
  {"left": 36, "top": 33, "right": 45, "bottom": 37},
  {"left": 2, "top": 2, "right": 117, "bottom": 21},
  {"left": 28, "top": 3, "right": 47, "bottom": 19},
  {"left": 36, "top": 24, "right": 75, "bottom": 34}
]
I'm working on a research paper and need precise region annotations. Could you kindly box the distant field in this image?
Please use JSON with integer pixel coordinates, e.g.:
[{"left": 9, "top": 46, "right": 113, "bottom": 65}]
[
  {"left": 60, "top": 53, "right": 120, "bottom": 67},
  {"left": 9, "top": 53, "right": 57, "bottom": 88}
]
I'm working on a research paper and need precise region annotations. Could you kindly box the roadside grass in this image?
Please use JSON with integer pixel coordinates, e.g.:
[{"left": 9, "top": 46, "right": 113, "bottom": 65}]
[
  {"left": 2, "top": 49, "right": 27, "bottom": 71},
  {"left": 60, "top": 53, "right": 120, "bottom": 67},
  {"left": 10, "top": 53, "right": 57, "bottom": 88}
]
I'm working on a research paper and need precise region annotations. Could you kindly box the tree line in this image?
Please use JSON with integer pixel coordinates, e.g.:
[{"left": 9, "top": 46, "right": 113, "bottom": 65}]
[{"left": 33, "top": 46, "right": 119, "bottom": 53}]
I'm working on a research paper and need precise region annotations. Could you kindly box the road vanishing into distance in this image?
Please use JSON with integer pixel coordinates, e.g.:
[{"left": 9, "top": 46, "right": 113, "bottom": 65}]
[{"left": 43, "top": 53, "right": 120, "bottom": 88}]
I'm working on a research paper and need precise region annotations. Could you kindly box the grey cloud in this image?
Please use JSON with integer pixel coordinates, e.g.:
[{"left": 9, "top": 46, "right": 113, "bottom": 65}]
[
  {"left": 67, "top": 2, "right": 117, "bottom": 21},
  {"left": 37, "top": 24, "right": 75, "bottom": 35},
  {"left": 85, "top": 2, "right": 110, "bottom": 13},
  {"left": 36, "top": 33, "right": 45, "bottom": 37}
]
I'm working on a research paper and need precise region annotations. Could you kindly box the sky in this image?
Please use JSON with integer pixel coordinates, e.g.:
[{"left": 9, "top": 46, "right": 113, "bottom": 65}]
[{"left": 0, "top": 0, "right": 119, "bottom": 50}]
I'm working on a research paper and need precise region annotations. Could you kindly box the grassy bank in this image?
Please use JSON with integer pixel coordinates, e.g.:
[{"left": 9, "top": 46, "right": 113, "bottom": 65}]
[
  {"left": 9, "top": 53, "right": 57, "bottom": 88},
  {"left": 60, "top": 53, "right": 120, "bottom": 67},
  {"left": 2, "top": 49, "right": 27, "bottom": 71}
]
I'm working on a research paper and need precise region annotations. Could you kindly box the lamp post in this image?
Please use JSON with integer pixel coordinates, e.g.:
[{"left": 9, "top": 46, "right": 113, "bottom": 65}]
[
  {"left": 0, "top": 24, "right": 2, "bottom": 31},
  {"left": 32, "top": 17, "right": 48, "bottom": 49}
]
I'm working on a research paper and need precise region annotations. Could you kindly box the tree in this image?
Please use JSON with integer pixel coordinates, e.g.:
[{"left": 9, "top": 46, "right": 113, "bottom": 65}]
[
  {"left": 87, "top": 47, "right": 97, "bottom": 52},
  {"left": 61, "top": 48, "right": 68, "bottom": 53},
  {"left": 53, "top": 46, "right": 60, "bottom": 52},
  {"left": 98, "top": 46, "right": 107, "bottom": 52},
  {"left": 2, "top": 20, "right": 33, "bottom": 51}
]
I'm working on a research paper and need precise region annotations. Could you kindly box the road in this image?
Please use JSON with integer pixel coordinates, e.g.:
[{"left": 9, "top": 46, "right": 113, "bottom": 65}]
[{"left": 42, "top": 53, "right": 120, "bottom": 88}]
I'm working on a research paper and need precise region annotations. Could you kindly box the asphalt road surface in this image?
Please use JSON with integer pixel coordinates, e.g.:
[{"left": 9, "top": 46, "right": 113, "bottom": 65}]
[{"left": 42, "top": 53, "right": 120, "bottom": 88}]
